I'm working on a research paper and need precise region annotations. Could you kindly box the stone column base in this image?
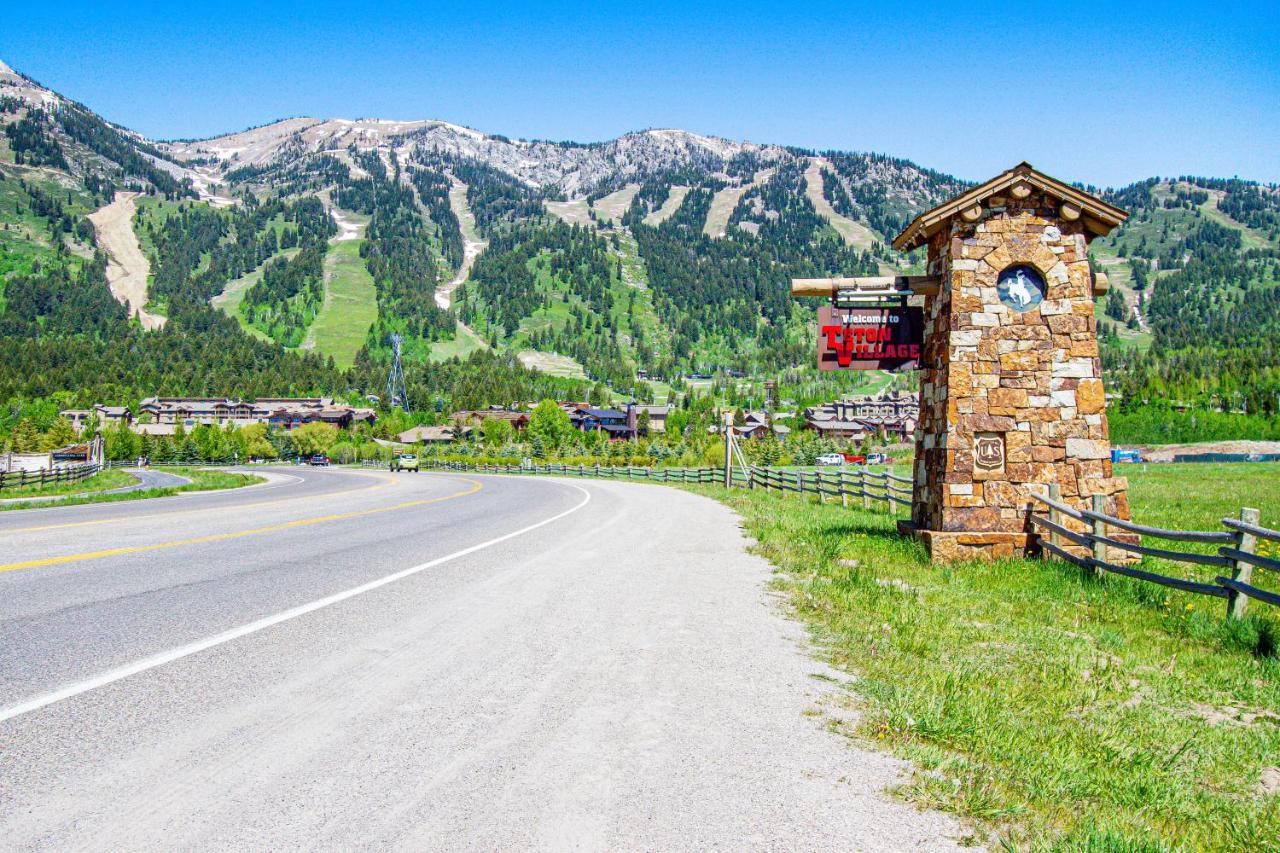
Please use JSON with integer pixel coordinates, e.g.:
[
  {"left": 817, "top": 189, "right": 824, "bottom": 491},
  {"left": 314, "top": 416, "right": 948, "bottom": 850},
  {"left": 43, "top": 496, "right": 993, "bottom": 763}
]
[{"left": 897, "top": 520, "right": 1036, "bottom": 563}]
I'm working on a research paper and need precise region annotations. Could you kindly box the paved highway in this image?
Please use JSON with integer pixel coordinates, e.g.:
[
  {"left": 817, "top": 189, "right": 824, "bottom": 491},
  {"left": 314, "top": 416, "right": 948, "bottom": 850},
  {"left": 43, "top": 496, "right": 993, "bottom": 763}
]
[{"left": 0, "top": 466, "right": 964, "bottom": 849}]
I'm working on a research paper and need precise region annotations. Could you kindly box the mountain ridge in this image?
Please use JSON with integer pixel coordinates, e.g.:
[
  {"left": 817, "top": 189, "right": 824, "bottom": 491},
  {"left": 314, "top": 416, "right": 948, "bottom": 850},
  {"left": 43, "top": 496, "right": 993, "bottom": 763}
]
[{"left": 1, "top": 56, "right": 1278, "bottom": 426}]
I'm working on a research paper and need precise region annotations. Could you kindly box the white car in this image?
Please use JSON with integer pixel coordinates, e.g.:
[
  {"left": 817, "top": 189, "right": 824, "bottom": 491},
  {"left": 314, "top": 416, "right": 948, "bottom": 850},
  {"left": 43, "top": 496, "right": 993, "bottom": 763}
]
[{"left": 816, "top": 453, "right": 846, "bottom": 466}]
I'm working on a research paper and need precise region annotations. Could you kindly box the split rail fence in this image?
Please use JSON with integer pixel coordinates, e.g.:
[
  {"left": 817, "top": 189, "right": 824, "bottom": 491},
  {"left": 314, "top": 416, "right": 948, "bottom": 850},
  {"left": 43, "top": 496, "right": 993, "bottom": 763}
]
[
  {"left": 394, "top": 459, "right": 914, "bottom": 514},
  {"left": 1029, "top": 485, "right": 1279, "bottom": 618},
  {"left": 388, "top": 458, "right": 1278, "bottom": 619},
  {"left": 0, "top": 462, "right": 101, "bottom": 492}
]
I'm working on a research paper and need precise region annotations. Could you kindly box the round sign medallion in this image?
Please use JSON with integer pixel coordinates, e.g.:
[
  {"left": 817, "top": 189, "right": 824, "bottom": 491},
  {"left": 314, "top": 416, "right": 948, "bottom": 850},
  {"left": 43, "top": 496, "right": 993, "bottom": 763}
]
[{"left": 996, "top": 264, "right": 1046, "bottom": 313}]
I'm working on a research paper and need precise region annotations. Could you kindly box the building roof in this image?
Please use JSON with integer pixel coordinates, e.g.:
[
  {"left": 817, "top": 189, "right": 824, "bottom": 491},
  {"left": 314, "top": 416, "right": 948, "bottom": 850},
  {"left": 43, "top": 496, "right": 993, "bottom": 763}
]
[
  {"left": 893, "top": 162, "right": 1128, "bottom": 252},
  {"left": 455, "top": 410, "right": 528, "bottom": 422},
  {"left": 398, "top": 425, "right": 457, "bottom": 443},
  {"left": 809, "top": 420, "right": 875, "bottom": 433},
  {"left": 577, "top": 408, "right": 627, "bottom": 420},
  {"left": 131, "top": 423, "right": 178, "bottom": 436}
]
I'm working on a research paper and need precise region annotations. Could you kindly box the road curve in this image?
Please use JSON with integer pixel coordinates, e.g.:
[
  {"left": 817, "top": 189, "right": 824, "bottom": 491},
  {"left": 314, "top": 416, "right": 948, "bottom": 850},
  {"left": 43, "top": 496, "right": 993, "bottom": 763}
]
[
  {"left": 0, "top": 467, "right": 965, "bottom": 850},
  {"left": 0, "top": 468, "right": 194, "bottom": 506}
]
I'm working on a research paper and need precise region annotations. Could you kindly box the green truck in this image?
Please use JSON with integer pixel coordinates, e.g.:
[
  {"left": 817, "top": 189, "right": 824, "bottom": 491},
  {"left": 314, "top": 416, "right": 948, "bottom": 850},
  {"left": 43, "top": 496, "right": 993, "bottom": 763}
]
[{"left": 391, "top": 453, "right": 419, "bottom": 472}]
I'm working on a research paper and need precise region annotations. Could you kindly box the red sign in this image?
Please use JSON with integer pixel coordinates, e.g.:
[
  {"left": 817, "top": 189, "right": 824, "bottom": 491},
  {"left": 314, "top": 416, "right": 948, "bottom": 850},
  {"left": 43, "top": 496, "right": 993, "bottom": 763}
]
[{"left": 818, "top": 306, "right": 923, "bottom": 371}]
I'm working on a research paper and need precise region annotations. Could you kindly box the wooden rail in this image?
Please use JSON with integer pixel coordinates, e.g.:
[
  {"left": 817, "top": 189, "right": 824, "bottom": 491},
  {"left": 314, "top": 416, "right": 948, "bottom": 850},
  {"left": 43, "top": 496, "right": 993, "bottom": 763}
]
[
  {"left": 0, "top": 463, "right": 101, "bottom": 492},
  {"left": 409, "top": 460, "right": 910, "bottom": 517},
  {"left": 1029, "top": 487, "right": 1277, "bottom": 618}
]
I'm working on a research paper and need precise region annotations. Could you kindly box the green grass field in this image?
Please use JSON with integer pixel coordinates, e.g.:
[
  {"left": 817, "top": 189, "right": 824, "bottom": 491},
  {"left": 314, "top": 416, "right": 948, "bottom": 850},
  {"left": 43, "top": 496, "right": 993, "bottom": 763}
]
[
  {"left": 211, "top": 247, "right": 299, "bottom": 343},
  {"left": 698, "top": 463, "right": 1280, "bottom": 849},
  {"left": 427, "top": 320, "right": 489, "bottom": 363},
  {"left": 0, "top": 467, "right": 264, "bottom": 512},
  {"left": 305, "top": 239, "right": 377, "bottom": 369},
  {"left": 0, "top": 467, "right": 136, "bottom": 499}
]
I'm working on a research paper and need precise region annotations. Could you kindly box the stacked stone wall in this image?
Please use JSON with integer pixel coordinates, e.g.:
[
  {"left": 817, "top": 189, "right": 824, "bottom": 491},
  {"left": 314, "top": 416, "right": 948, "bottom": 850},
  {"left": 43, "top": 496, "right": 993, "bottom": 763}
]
[{"left": 909, "top": 188, "right": 1129, "bottom": 535}]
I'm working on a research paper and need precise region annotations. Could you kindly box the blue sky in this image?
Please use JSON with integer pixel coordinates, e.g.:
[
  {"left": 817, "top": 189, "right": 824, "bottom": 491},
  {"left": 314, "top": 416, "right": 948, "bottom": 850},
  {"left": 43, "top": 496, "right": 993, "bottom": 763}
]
[{"left": 4, "top": 1, "right": 1277, "bottom": 186}]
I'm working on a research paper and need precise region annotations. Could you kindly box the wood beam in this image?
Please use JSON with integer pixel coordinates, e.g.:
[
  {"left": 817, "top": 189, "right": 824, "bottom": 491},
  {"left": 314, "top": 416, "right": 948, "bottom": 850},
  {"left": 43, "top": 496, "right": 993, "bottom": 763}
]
[{"left": 791, "top": 275, "right": 941, "bottom": 298}]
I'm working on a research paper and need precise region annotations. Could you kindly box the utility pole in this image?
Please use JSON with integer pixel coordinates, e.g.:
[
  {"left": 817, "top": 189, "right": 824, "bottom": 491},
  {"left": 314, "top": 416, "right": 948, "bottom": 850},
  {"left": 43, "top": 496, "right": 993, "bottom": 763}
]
[{"left": 386, "top": 332, "right": 410, "bottom": 413}]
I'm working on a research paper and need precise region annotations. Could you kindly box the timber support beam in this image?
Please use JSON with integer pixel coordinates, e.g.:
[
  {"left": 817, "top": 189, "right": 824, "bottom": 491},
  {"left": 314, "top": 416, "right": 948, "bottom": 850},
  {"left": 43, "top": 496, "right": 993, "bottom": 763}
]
[{"left": 791, "top": 274, "right": 940, "bottom": 299}]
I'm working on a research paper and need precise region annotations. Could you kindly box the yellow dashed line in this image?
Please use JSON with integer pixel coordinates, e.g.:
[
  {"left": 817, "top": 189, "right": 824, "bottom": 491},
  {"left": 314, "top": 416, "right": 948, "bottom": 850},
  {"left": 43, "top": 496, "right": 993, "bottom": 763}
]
[{"left": 0, "top": 479, "right": 482, "bottom": 575}]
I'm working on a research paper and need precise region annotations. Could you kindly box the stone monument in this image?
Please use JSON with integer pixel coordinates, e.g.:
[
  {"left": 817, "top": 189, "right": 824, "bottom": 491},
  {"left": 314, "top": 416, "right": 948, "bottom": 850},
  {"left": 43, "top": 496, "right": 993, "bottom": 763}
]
[{"left": 891, "top": 162, "right": 1131, "bottom": 561}]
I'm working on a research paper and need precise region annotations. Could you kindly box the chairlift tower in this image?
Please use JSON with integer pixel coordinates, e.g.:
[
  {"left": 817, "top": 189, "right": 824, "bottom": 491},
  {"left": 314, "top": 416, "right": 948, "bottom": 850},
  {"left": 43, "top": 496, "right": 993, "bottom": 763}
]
[{"left": 386, "top": 332, "right": 411, "bottom": 413}]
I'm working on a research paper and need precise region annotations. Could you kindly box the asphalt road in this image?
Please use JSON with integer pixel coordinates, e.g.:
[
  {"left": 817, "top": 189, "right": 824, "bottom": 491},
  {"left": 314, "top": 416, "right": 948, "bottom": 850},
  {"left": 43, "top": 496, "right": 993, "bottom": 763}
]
[{"left": 0, "top": 466, "right": 966, "bottom": 850}]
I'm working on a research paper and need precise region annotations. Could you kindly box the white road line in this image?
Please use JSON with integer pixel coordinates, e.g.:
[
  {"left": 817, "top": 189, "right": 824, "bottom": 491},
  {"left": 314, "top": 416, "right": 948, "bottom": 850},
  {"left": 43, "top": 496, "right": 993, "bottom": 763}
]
[{"left": 0, "top": 480, "right": 592, "bottom": 723}]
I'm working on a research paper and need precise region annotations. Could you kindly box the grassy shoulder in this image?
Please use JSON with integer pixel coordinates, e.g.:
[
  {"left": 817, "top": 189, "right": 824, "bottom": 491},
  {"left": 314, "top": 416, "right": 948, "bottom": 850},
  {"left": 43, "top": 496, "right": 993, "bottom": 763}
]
[
  {"left": 695, "top": 464, "right": 1280, "bottom": 849},
  {"left": 0, "top": 467, "right": 137, "bottom": 499},
  {"left": 0, "top": 467, "right": 264, "bottom": 512}
]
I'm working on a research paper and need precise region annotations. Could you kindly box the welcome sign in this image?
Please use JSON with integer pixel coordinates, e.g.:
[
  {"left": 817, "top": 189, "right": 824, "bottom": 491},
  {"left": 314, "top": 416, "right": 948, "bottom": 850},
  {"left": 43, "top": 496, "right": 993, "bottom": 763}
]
[{"left": 817, "top": 306, "right": 923, "bottom": 371}]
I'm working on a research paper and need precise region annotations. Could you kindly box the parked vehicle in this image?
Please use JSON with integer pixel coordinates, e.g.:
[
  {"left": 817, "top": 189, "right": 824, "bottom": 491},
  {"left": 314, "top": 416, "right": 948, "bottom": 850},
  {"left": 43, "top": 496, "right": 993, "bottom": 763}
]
[
  {"left": 816, "top": 453, "right": 846, "bottom": 466},
  {"left": 841, "top": 452, "right": 867, "bottom": 464},
  {"left": 1111, "top": 448, "right": 1143, "bottom": 463},
  {"left": 391, "top": 453, "right": 420, "bottom": 472},
  {"left": 308, "top": 454, "right": 330, "bottom": 467},
  {"left": 867, "top": 453, "right": 887, "bottom": 465}
]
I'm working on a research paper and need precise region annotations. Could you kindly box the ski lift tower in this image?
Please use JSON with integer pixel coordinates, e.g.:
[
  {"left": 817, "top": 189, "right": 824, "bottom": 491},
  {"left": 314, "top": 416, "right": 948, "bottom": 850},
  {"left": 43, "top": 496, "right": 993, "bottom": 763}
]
[{"left": 386, "top": 332, "right": 411, "bottom": 413}]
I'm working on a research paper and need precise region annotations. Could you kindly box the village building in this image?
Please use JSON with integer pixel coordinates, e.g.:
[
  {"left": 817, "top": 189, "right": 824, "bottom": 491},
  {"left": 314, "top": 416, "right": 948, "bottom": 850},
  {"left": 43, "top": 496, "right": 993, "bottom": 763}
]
[
  {"left": 733, "top": 412, "right": 790, "bottom": 440},
  {"left": 133, "top": 397, "right": 375, "bottom": 431},
  {"left": 803, "top": 390, "right": 919, "bottom": 442},
  {"left": 60, "top": 405, "right": 133, "bottom": 433},
  {"left": 571, "top": 406, "right": 638, "bottom": 440},
  {"left": 396, "top": 425, "right": 468, "bottom": 445},
  {"left": 633, "top": 405, "right": 670, "bottom": 433},
  {"left": 451, "top": 409, "right": 531, "bottom": 431}
]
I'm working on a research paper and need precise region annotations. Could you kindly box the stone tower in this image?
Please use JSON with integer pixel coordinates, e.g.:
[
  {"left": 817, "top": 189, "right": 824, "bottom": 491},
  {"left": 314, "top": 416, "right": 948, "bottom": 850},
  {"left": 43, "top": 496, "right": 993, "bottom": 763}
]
[{"left": 893, "top": 163, "right": 1130, "bottom": 561}]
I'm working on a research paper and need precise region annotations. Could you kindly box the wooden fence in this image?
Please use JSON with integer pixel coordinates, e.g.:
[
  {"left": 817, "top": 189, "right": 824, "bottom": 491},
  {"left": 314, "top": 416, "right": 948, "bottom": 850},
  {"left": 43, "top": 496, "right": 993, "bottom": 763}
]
[
  {"left": 0, "top": 463, "right": 101, "bottom": 492},
  {"left": 747, "top": 466, "right": 913, "bottom": 513},
  {"left": 400, "top": 459, "right": 1278, "bottom": 617},
  {"left": 402, "top": 459, "right": 911, "bottom": 514},
  {"left": 1029, "top": 485, "right": 1279, "bottom": 617}
]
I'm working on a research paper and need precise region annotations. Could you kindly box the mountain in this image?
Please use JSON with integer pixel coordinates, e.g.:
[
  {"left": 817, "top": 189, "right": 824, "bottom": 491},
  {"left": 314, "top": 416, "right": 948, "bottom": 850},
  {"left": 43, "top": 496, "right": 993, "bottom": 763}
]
[{"left": 1, "top": 58, "right": 1278, "bottom": 436}]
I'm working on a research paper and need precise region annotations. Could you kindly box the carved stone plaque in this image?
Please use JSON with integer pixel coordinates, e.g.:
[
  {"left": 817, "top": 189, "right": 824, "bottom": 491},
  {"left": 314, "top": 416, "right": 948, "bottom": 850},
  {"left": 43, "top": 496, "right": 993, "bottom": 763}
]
[
  {"left": 974, "top": 432, "right": 1005, "bottom": 470},
  {"left": 996, "top": 264, "right": 1045, "bottom": 313}
]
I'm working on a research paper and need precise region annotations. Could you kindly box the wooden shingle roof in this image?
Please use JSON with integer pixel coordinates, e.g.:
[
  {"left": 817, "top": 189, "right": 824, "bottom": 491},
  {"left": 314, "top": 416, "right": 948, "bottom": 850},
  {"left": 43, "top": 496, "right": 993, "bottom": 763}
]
[{"left": 892, "top": 162, "right": 1127, "bottom": 252}]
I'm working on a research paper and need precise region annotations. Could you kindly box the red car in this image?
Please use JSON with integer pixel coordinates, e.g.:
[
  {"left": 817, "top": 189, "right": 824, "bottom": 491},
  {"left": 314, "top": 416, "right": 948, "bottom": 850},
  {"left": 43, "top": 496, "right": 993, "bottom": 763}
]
[{"left": 841, "top": 453, "right": 866, "bottom": 464}]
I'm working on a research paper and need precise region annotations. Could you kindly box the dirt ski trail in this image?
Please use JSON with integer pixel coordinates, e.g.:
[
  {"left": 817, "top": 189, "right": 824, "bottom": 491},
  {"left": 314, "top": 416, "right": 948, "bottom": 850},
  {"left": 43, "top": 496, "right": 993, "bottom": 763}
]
[{"left": 88, "top": 192, "right": 166, "bottom": 330}]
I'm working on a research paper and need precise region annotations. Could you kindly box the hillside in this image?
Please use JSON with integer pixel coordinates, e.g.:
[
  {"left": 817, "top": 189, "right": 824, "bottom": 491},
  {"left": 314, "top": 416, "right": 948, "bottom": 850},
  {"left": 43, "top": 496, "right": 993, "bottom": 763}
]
[{"left": 1, "top": 57, "right": 1277, "bottom": 430}]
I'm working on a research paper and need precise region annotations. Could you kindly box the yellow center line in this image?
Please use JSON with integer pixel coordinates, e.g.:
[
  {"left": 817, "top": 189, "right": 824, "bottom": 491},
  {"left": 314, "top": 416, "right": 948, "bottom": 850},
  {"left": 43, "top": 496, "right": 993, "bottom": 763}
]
[
  {"left": 8, "top": 469, "right": 400, "bottom": 534},
  {"left": 0, "top": 479, "right": 483, "bottom": 575}
]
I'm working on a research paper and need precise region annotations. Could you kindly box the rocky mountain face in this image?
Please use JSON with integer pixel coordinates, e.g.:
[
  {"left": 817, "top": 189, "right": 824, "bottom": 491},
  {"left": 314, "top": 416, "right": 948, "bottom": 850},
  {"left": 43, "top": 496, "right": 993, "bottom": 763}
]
[
  {"left": 2, "top": 58, "right": 1277, "bottom": 421},
  {"left": 162, "top": 119, "right": 794, "bottom": 196}
]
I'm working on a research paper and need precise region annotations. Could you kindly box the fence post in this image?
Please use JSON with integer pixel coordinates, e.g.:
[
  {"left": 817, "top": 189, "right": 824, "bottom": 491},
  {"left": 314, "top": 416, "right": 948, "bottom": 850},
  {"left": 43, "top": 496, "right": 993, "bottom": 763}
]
[
  {"left": 860, "top": 469, "right": 870, "bottom": 510},
  {"left": 723, "top": 429, "right": 731, "bottom": 489},
  {"left": 1048, "top": 483, "right": 1062, "bottom": 552},
  {"left": 840, "top": 469, "right": 848, "bottom": 508},
  {"left": 1090, "top": 494, "right": 1107, "bottom": 578},
  {"left": 1227, "top": 507, "right": 1261, "bottom": 619}
]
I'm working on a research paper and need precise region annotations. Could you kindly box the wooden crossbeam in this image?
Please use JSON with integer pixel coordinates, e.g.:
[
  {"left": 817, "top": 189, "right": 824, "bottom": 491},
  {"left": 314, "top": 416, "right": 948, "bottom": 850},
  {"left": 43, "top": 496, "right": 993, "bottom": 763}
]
[{"left": 791, "top": 275, "right": 940, "bottom": 298}]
